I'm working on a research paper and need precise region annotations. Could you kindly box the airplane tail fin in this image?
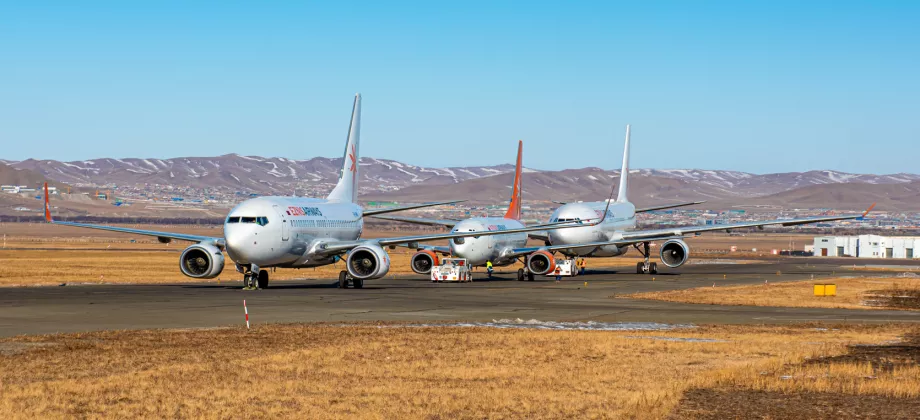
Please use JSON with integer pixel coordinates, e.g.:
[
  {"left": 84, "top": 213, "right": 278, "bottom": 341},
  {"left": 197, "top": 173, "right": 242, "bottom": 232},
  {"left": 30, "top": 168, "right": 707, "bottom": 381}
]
[
  {"left": 43, "top": 182, "right": 53, "bottom": 222},
  {"left": 615, "top": 125, "right": 630, "bottom": 203},
  {"left": 503, "top": 140, "right": 524, "bottom": 220},
  {"left": 326, "top": 93, "right": 362, "bottom": 203}
]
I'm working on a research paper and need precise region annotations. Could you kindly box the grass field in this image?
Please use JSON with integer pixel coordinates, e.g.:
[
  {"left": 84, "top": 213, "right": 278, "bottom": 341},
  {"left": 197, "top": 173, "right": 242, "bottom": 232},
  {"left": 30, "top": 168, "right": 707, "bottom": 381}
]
[
  {"left": 622, "top": 276, "right": 920, "bottom": 310},
  {"left": 0, "top": 323, "right": 915, "bottom": 419}
]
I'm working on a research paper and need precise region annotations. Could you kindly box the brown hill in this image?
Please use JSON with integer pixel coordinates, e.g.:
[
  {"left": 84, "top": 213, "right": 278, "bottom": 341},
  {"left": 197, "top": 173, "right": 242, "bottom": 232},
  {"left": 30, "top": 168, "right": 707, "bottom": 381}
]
[
  {"left": 362, "top": 168, "right": 726, "bottom": 208},
  {"left": 727, "top": 182, "right": 920, "bottom": 211}
]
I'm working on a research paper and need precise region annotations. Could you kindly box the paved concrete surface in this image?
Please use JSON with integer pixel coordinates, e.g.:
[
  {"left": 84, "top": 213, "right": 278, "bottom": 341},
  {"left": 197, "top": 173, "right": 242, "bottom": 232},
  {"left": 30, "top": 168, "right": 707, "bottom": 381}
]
[{"left": 3, "top": 259, "right": 919, "bottom": 336}]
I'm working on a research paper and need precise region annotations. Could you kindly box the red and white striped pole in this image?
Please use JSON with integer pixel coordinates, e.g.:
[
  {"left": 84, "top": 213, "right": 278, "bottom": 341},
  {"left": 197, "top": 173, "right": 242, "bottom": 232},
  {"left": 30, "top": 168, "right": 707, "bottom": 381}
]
[{"left": 243, "top": 299, "right": 250, "bottom": 329}]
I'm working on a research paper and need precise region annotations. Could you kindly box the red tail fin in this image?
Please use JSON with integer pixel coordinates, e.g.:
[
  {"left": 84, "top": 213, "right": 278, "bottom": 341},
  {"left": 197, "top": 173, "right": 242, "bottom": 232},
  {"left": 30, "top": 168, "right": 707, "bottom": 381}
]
[
  {"left": 503, "top": 140, "right": 523, "bottom": 220},
  {"left": 43, "top": 182, "right": 53, "bottom": 222}
]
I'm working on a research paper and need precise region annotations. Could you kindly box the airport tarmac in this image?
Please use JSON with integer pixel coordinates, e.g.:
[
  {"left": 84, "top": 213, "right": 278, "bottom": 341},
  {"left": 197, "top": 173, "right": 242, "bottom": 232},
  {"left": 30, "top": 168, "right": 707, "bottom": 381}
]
[{"left": 3, "top": 258, "right": 919, "bottom": 337}]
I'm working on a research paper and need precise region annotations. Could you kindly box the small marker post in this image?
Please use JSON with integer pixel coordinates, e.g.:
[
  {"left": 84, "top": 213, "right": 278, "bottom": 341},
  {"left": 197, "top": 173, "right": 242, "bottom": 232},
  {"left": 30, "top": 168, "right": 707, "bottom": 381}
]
[{"left": 243, "top": 300, "right": 250, "bottom": 329}]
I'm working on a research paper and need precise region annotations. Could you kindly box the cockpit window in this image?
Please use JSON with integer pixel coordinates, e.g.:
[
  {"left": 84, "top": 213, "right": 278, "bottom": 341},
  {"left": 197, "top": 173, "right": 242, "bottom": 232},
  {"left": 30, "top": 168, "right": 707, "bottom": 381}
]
[
  {"left": 453, "top": 237, "right": 465, "bottom": 245},
  {"left": 235, "top": 216, "right": 269, "bottom": 226}
]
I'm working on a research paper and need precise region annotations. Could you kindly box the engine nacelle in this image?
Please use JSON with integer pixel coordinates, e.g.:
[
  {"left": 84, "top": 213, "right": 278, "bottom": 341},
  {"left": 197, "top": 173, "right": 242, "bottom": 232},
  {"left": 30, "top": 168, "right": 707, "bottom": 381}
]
[
  {"left": 526, "top": 250, "right": 557, "bottom": 275},
  {"left": 347, "top": 244, "right": 391, "bottom": 280},
  {"left": 179, "top": 243, "right": 225, "bottom": 279},
  {"left": 659, "top": 239, "right": 690, "bottom": 268},
  {"left": 410, "top": 250, "right": 440, "bottom": 274}
]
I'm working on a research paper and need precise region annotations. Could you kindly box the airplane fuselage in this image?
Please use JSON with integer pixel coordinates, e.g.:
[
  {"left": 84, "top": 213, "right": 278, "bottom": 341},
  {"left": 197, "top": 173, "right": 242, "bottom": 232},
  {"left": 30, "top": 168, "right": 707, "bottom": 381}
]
[
  {"left": 449, "top": 217, "right": 527, "bottom": 266},
  {"left": 224, "top": 196, "right": 364, "bottom": 268},
  {"left": 546, "top": 201, "right": 637, "bottom": 257}
]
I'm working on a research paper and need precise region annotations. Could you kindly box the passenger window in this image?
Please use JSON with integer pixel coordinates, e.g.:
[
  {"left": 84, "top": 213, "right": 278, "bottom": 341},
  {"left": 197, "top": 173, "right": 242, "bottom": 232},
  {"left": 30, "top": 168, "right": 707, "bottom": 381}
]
[{"left": 227, "top": 217, "right": 240, "bottom": 223}]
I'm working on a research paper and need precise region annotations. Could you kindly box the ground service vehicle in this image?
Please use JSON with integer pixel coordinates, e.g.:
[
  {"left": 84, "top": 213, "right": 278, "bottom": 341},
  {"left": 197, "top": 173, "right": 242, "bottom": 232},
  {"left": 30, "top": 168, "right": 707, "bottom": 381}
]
[{"left": 431, "top": 258, "right": 473, "bottom": 282}]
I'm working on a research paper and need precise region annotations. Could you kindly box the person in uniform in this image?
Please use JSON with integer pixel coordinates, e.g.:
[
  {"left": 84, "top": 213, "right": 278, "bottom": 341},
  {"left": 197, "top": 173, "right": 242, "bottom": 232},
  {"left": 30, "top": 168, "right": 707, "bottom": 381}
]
[{"left": 486, "top": 260, "right": 493, "bottom": 278}]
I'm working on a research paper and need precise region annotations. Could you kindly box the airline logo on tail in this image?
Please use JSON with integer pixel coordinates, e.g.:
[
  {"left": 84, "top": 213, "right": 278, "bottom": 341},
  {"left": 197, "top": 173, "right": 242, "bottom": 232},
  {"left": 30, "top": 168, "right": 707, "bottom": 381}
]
[
  {"left": 503, "top": 140, "right": 524, "bottom": 221},
  {"left": 348, "top": 144, "right": 357, "bottom": 174}
]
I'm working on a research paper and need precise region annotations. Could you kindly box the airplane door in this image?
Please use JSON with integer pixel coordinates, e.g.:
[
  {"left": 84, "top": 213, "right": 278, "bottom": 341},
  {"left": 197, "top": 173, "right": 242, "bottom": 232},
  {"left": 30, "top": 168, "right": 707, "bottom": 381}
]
[{"left": 273, "top": 205, "right": 289, "bottom": 241}]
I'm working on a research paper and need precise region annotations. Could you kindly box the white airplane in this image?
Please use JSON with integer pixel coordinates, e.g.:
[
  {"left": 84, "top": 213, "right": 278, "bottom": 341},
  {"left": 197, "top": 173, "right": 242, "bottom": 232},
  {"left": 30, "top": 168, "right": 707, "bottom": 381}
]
[
  {"left": 373, "top": 140, "right": 563, "bottom": 277},
  {"left": 42, "top": 94, "right": 598, "bottom": 289},
  {"left": 380, "top": 125, "right": 874, "bottom": 280},
  {"left": 533, "top": 125, "right": 875, "bottom": 275}
]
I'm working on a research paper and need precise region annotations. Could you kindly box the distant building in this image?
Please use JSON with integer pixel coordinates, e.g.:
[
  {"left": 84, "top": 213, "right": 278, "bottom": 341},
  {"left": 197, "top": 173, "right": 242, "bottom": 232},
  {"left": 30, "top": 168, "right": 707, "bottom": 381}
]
[{"left": 814, "top": 235, "right": 920, "bottom": 259}]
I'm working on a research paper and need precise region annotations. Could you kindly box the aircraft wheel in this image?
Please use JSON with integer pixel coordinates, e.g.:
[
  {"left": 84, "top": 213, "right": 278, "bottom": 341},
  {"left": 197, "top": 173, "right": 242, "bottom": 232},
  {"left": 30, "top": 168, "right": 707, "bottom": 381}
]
[
  {"left": 517, "top": 268, "right": 525, "bottom": 281},
  {"left": 353, "top": 278, "right": 364, "bottom": 289},
  {"left": 244, "top": 274, "right": 256, "bottom": 289},
  {"left": 257, "top": 271, "right": 269, "bottom": 289},
  {"left": 527, "top": 272, "right": 535, "bottom": 281},
  {"left": 338, "top": 271, "right": 349, "bottom": 289},
  {"left": 649, "top": 263, "right": 658, "bottom": 275},
  {"left": 636, "top": 262, "right": 644, "bottom": 274}
]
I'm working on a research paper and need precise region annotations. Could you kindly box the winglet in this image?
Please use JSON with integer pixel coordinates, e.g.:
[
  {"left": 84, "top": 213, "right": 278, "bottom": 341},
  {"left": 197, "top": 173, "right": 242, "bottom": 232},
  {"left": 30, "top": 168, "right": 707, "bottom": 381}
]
[
  {"left": 43, "top": 182, "right": 53, "bottom": 222},
  {"left": 503, "top": 140, "right": 524, "bottom": 220},
  {"left": 862, "top": 203, "right": 876, "bottom": 218}
]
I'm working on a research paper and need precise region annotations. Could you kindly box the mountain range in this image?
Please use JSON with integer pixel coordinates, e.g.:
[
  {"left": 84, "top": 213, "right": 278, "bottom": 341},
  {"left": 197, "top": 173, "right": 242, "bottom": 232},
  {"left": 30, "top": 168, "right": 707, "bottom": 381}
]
[{"left": 2, "top": 155, "right": 919, "bottom": 211}]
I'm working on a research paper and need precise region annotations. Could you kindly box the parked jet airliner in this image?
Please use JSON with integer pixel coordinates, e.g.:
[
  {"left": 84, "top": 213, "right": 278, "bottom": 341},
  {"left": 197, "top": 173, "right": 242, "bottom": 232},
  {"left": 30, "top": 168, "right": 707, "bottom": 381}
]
[
  {"left": 42, "top": 94, "right": 598, "bottom": 289},
  {"left": 374, "top": 140, "right": 558, "bottom": 277},
  {"left": 380, "top": 125, "right": 873, "bottom": 279},
  {"left": 529, "top": 125, "right": 875, "bottom": 275}
]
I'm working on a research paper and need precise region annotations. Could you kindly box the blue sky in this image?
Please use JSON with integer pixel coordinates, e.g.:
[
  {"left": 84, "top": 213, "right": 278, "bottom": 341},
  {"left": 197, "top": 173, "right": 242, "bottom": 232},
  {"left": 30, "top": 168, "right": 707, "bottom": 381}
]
[{"left": 1, "top": 1, "right": 918, "bottom": 174}]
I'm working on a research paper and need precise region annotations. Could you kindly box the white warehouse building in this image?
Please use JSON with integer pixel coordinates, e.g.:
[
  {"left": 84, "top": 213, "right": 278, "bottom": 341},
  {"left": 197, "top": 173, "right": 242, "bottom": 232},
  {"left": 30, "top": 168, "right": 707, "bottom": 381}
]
[{"left": 814, "top": 235, "right": 920, "bottom": 259}]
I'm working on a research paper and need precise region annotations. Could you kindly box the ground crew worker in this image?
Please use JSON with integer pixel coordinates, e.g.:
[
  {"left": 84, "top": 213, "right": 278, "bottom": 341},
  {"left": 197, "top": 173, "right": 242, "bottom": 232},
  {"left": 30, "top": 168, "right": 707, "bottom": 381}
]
[
  {"left": 486, "top": 261, "right": 493, "bottom": 278},
  {"left": 554, "top": 266, "right": 562, "bottom": 283},
  {"left": 579, "top": 258, "right": 587, "bottom": 275}
]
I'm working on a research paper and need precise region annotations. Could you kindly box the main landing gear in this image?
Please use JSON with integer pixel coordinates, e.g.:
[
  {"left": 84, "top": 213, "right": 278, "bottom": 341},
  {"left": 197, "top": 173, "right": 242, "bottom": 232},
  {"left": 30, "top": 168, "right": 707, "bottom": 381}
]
[
  {"left": 338, "top": 271, "right": 363, "bottom": 289},
  {"left": 243, "top": 265, "right": 269, "bottom": 290},
  {"left": 632, "top": 242, "right": 658, "bottom": 275},
  {"left": 516, "top": 267, "right": 535, "bottom": 281}
]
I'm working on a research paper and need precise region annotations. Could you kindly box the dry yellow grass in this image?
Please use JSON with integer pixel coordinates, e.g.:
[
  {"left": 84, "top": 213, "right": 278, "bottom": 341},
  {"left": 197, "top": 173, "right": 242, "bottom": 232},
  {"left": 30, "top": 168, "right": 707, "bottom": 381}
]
[
  {"left": 0, "top": 323, "right": 913, "bottom": 419},
  {"left": 702, "top": 357, "right": 920, "bottom": 398},
  {"left": 0, "top": 237, "right": 652, "bottom": 286},
  {"left": 622, "top": 277, "right": 920, "bottom": 310}
]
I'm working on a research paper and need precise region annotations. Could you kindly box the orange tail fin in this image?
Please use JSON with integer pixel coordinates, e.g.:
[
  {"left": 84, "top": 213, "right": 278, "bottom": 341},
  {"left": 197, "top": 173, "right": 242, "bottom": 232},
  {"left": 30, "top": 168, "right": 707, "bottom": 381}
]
[
  {"left": 43, "top": 182, "right": 53, "bottom": 222},
  {"left": 503, "top": 140, "right": 523, "bottom": 220}
]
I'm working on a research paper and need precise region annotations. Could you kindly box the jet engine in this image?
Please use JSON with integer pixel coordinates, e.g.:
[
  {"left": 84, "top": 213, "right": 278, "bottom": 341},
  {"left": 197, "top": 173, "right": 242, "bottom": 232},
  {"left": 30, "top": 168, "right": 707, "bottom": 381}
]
[
  {"left": 347, "top": 244, "right": 391, "bottom": 280},
  {"left": 410, "top": 250, "right": 440, "bottom": 274},
  {"left": 526, "top": 250, "right": 557, "bottom": 275},
  {"left": 659, "top": 239, "right": 690, "bottom": 268},
  {"left": 179, "top": 243, "right": 225, "bottom": 279}
]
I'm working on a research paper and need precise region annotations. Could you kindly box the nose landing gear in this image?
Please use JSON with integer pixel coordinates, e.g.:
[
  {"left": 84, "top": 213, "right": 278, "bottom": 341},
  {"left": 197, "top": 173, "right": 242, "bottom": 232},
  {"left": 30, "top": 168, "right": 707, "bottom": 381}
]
[{"left": 242, "top": 265, "right": 269, "bottom": 290}]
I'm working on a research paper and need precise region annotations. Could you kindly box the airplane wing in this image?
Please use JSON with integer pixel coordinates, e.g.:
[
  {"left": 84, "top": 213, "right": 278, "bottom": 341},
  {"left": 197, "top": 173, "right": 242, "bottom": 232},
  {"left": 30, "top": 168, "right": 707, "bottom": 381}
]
[
  {"left": 415, "top": 244, "right": 451, "bottom": 254},
  {"left": 371, "top": 216, "right": 579, "bottom": 230},
  {"left": 314, "top": 197, "right": 618, "bottom": 255},
  {"left": 369, "top": 214, "right": 460, "bottom": 228},
  {"left": 362, "top": 200, "right": 465, "bottom": 217},
  {"left": 635, "top": 201, "right": 706, "bottom": 213},
  {"left": 41, "top": 184, "right": 223, "bottom": 246},
  {"left": 501, "top": 205, "right": 874, "bottom": 259},
  {"left": 617, "top": 209, "right": 872, "bottom": 241},
  {"left": 314, "top": 217, "right": 605, "bottom": 254},
  {"left": 528, "top": 232, "right": 549, "bottom": 242}
]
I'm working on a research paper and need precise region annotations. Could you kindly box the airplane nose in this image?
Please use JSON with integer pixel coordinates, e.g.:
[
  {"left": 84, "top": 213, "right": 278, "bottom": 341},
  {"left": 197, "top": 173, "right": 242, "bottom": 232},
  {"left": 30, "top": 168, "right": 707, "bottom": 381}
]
[{"left": 224, "top": 228, "right": 251, "bottom": 263}]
